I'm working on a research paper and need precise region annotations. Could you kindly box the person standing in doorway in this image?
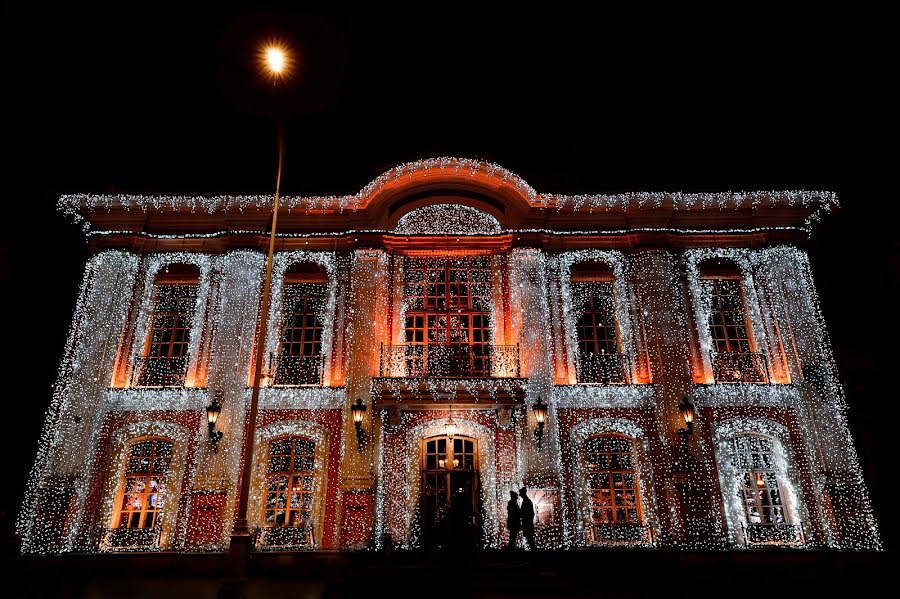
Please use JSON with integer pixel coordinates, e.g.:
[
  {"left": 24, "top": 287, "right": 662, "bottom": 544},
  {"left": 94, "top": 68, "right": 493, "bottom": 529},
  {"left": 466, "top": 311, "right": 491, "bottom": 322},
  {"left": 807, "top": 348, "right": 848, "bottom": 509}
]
[
  {"left": 506, "top": 491, "right": 521, "bottom": 549},
  {"left": 519, "top": 487, "right": 537, "bottom": 550}
]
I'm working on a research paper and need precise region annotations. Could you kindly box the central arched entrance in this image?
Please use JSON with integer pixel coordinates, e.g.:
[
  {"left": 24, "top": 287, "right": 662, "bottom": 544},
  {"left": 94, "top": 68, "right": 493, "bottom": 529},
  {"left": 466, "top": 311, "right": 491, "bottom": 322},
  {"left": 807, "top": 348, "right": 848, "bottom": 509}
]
[{"left": 421, "top": 434, "right": 480, "bottom": 550}]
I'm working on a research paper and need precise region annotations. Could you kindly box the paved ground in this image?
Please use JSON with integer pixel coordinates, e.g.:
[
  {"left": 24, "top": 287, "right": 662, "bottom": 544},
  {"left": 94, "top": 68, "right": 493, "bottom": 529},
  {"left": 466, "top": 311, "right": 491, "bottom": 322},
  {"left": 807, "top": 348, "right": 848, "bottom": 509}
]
[{"left": 9, "top": 549, "right": 894, "bottom": 598}]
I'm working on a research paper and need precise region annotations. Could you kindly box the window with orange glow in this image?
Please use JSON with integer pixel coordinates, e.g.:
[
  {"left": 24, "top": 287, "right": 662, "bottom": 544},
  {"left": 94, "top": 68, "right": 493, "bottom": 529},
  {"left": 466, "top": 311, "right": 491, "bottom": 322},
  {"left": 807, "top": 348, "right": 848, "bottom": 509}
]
[
  {"left": 114, "top": 438, "right": 173, "bottom": 530},
  {"left": 263, "top": 437, "right": 316, "bottom": 530},
  {"left": 585, "top": 434, "right": 642, "bottom": 525},
  {"left": 402, "top": 256, "right": 493, "bottom": 376},
  {"left": 134, "top": 267, "right": 199, "bottom": 387}
]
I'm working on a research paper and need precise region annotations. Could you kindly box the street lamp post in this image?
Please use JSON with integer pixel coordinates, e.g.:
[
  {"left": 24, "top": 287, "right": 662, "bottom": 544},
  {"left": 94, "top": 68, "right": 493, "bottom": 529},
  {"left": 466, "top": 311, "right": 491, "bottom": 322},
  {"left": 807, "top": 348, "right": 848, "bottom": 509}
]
[{"left": 228, "top": 44, "right": 290, "bottom": 565}]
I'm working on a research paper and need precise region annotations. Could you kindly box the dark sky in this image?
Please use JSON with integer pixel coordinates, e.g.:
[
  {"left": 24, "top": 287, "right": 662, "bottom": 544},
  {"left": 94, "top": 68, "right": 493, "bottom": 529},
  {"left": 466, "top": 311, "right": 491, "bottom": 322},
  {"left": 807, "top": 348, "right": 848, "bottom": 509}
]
[{"left": 1, "top": 7, "right": 895, "bottom": 548}]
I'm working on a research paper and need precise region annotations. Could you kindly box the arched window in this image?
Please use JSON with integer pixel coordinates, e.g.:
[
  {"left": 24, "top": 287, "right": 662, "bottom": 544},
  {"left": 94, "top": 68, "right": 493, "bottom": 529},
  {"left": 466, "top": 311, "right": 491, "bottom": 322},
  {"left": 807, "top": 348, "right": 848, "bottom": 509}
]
[
  {"left": 571, "top": 262, "right": 628, "bottom": 384},
  {"left": 259, "top": 436, "right": 317, "bottom": 548},
  {"left": 272, "top": 263, "right": 328, "bottom": 386},
  {"left": 134, "top": 264, "right": 200, "bottom": 387},
  {"left": 104, "top": 437, "right": 173, "bottom": 549},
  {"left": 583, "top": 434, "right": 648, "bottom": 544},
  {"left": 699, "top": 260, "right": 767, "bottom": 383},
  {"left": 729, "top": 434, "right": 803, "bottom": 545}
]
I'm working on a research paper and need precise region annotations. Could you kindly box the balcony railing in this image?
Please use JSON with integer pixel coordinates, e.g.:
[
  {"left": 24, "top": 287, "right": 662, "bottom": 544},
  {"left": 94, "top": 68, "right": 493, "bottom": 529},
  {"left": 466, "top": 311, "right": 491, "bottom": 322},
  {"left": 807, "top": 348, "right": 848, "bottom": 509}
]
[
  {"left": 589, "top": 523, "right": 653, "bottom": 546},
  {"left": 267, "top": 353, "right": 324, "bottom": 386},
  {"left": 742, "top": 522, "right": 804, "bottom": 547},
  {"left": 711, "top": 352, "right": 769, "bottom": 384},
  {"left": 98, "top": 526, "right": 161, "bottom": 551},
  {"left": 254, "top": 525, "right": 315, "bottom": 550},
  {"left": 575, "top": 352, "right": 631, "bottom": 384},
  {"left": 131, "top": 356, "right": 187, "bottom": 388},
  {"left": 379, "top": 344, "right": 521, "bottom": 378}
]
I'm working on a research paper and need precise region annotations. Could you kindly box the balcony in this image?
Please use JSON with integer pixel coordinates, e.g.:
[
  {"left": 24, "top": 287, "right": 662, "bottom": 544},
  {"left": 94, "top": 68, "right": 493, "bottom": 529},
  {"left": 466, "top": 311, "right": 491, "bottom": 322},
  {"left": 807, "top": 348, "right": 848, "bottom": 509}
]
[
  {"left": 589, "top": 523, "right": 653, "bottom": 546},
  {"left": 98, "top": 526, "right": 161, "bottom": 551},
  {"left": 711, "top": 352, "right": 769, "bottom": 384},
  {"left": 575, "top": 352, "right": 631, "bottom": 384},
  {"left": 379, "top": 344, "right": 521, "bottom": 379},
  {"left": 131, "top": 356, "right": 187, "bottom": 388},
  {"left": 267, "top": 353, "right": 324, "bottom": 386},
  {"left": 254, "top": 525, "right": 315, "bottom": 550},
  {"left": 742, "top": 522, "right": 805, "bottom": 547}
]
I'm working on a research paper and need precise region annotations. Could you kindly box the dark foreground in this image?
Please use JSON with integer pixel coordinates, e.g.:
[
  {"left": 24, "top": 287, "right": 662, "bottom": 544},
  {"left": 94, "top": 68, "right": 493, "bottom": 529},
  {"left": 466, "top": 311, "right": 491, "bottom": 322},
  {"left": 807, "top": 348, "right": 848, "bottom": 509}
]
[{"left": 10, "top": 548, "right": 892, "bottom": 599}]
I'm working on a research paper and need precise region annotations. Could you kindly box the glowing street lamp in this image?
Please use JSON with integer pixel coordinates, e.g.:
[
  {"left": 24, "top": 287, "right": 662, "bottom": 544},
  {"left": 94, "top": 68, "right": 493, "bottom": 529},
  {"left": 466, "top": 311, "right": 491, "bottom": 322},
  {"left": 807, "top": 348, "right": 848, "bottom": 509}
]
[
  {"left": 231, "top": 40, "right": 292, "bottom": 544},
  {"left": 266, "top": 47, "right": 286, "bottom": 74}
]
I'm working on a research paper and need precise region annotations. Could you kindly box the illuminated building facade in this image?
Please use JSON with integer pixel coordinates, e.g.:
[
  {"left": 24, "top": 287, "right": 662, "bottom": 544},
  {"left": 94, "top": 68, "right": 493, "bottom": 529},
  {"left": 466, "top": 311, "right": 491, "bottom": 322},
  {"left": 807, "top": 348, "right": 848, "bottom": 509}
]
[{"left": 19, "top": 158, "right": 880, "bottom": 553}]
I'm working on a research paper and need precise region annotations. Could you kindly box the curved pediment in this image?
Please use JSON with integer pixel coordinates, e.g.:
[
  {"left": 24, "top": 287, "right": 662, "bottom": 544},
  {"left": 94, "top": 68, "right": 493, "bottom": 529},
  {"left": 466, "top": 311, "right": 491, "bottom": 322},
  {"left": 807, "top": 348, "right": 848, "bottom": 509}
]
[{"left": 394, "top": 204, "right": 502, "bottom": 235}]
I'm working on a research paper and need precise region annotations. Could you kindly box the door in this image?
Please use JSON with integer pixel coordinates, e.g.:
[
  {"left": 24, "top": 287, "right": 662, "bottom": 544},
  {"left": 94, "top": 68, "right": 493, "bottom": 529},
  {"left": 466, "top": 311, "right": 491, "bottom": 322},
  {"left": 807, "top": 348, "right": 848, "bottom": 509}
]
[{"left": 421, "top": 435, "right": 479, "bottom": 549}]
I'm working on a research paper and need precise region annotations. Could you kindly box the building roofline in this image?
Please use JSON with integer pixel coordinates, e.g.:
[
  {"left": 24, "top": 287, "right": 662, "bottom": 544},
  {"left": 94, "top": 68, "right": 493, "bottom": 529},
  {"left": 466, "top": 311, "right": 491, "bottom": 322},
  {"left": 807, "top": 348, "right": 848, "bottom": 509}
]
[{"left": 58, "top": 156, "right": 839, "bottom": 233}]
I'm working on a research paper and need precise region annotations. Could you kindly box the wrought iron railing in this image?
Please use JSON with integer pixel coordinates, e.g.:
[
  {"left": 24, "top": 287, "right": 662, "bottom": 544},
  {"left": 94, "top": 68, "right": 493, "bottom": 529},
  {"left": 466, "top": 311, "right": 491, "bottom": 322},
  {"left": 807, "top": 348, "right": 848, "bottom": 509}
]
[
  {"left": 267, "top": 353, "right": 324, "bottom": 386},
  {"left": 711, "top": 352, "right": 769, "bottom": 384},
  {"left": 742, "top": 522, "right": 804, "bottom": 546},
  {"left": 98, "top": 526, "right": 162, "bottom": 551},
  {"left": 589, "top": 523, "right": 653, "bottom": 546},
  {"left": 254, "top": 525, "right": 316, "bottom": 550},
  {"left": 379, "top": 344, "right": 521, "bottom": 378},
  {"left": 575, "top": 352, "right": 631, "bottom": 384},
  {"left": 131, "top": 356, "right": 188, "bottom": 388}
]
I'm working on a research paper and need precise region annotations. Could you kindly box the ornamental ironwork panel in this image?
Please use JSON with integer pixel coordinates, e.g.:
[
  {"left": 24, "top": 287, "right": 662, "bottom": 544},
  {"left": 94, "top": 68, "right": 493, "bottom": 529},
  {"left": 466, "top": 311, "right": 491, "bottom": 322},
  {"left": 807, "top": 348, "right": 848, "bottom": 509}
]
[
  {"left": 743, "top": 522, "right": 804, "bottom": 546},
  {"left": 268, "top": 353, "right": 324, "bottom": 386},
  {"left": 379, "top": 344, "right": 520, "bottom": 378},
  {"left": 131, "top": 356, "right": 188, "bottom": 388},
  {"left": 98, "top": 526, "right": 161, "bottom": 551},
  {"left": 711, "top": 352, "right": 769, "bottom": 384},
  {"left": 254, "top": 525, "right": 316, "bottom": 550},
  {"left": 590, "top": 523, "right": 653, "bottom": 546},
  {"left": 575, "top": 352, "right": 631, "bottom": 384}
]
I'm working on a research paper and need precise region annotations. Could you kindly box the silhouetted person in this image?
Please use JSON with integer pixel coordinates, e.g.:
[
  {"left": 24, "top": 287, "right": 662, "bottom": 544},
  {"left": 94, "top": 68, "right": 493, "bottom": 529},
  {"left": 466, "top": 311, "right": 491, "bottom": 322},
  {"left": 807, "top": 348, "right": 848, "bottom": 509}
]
[
  {"left": 506, "top": 491, "right": 521, "bottom": 549},
  {"left": 449, "top": 490, "right": 473, "bottom": 552},
  {"left": 519, "top": 487, "right": 537, "bottom": 551}
]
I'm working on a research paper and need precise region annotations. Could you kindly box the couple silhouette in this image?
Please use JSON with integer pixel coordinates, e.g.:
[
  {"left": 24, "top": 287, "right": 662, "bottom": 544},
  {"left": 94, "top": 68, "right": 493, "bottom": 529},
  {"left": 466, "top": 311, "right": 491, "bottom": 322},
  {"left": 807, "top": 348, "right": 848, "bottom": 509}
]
[{"left": 506, "top": 487, "right": 537, "bottom": 550}]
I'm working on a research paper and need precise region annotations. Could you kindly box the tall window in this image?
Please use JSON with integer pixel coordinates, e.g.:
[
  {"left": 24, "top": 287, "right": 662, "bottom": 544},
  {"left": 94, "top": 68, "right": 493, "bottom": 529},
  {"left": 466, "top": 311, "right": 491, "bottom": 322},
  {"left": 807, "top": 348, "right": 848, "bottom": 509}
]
[
  {"left": 702, "top": 271, "right": 768, "bottom": 383},
  {"left": 402, "top": 256, "right": 493, "bottom": 376},
  {"left": 263, "top": 437, "right": 316, "bottom": 533},
  {"left": 571, "top": 262, "right": 627, "bottom": 384},
  {"left": 274, "top": 271, "right": 327, "bottom": 385},
  {"left": 704, "top": 278, "right": 752, "bottom": 354},
  {"left": 115, "top": 438, "right": 173, "bottom": 530},
  {"left": 732, "top": 435, "right": 786, "bottom": 526},
  {"left": 134, "top": 265, "right": 200, "bottom": 387},
  {"left": 585, "top": 435, "right": 642, "bottom": 526}
]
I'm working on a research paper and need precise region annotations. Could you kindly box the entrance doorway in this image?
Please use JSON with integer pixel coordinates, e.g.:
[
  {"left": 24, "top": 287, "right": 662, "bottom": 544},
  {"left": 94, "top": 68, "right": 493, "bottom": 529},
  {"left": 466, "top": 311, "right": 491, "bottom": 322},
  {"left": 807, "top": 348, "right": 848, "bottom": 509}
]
[{"left": 421, "top": 435, "right": 480, "bottom": 550}]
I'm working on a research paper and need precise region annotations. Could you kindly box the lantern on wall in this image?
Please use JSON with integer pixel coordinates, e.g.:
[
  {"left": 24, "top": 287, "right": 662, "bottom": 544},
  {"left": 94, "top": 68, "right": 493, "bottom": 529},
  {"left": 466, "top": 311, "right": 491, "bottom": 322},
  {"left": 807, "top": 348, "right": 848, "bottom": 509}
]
[
  {"left": 206, "top": 393, "right": 224, "bottom": 453},
  {"left": 532, "top": 397, "right": 548, "bottom": 450},
  {"left": 678, "top": 396, "right": 697, "bottom": 442},
  {"left": 351, "top": 398, "right": 367, "bottom": 451}
]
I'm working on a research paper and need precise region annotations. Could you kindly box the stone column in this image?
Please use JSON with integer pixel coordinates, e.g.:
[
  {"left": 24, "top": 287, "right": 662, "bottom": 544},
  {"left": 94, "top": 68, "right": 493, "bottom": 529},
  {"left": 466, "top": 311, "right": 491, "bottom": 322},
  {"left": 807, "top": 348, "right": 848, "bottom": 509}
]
[
  {"left": 338, "top": 249, "right": 389, "bottom": 548},
  {"left": 629, "top": 249, "right": 724, "bottom": 547},
  {"left": 25, "top": 251, "right": 140, "bottom": 552},
  {"left": 187, "top": 251, "right": 264, "bottom": 547},
  {"left": 758, "top": 247, "right": 880, "bottom": 548},
  {"left": 508, "top": 248, "right": 562, "bottom": 546}
]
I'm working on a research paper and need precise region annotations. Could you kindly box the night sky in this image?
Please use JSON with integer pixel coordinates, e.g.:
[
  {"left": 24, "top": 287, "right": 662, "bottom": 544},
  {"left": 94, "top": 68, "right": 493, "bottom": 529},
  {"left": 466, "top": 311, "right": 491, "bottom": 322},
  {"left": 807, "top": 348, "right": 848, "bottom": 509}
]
[{"left": 2, "top": 8, "right": 895, "bottom": 549}]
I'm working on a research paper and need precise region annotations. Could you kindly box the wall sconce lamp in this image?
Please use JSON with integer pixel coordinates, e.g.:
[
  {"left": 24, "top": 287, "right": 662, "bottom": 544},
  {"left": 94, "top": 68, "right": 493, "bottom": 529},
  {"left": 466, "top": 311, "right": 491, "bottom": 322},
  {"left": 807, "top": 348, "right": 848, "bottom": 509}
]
[
  {"left": 532, "top": 397, "right": 548, "bottom": 450},
  {"left": 678, "top": 396, "right": 697, "bottom": 442},
  {"left": 351, "top": 398, "right": 367, "bottom": 451},
  {"left": 206, "top": 394, "right": 224, "bottom": 453}
]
